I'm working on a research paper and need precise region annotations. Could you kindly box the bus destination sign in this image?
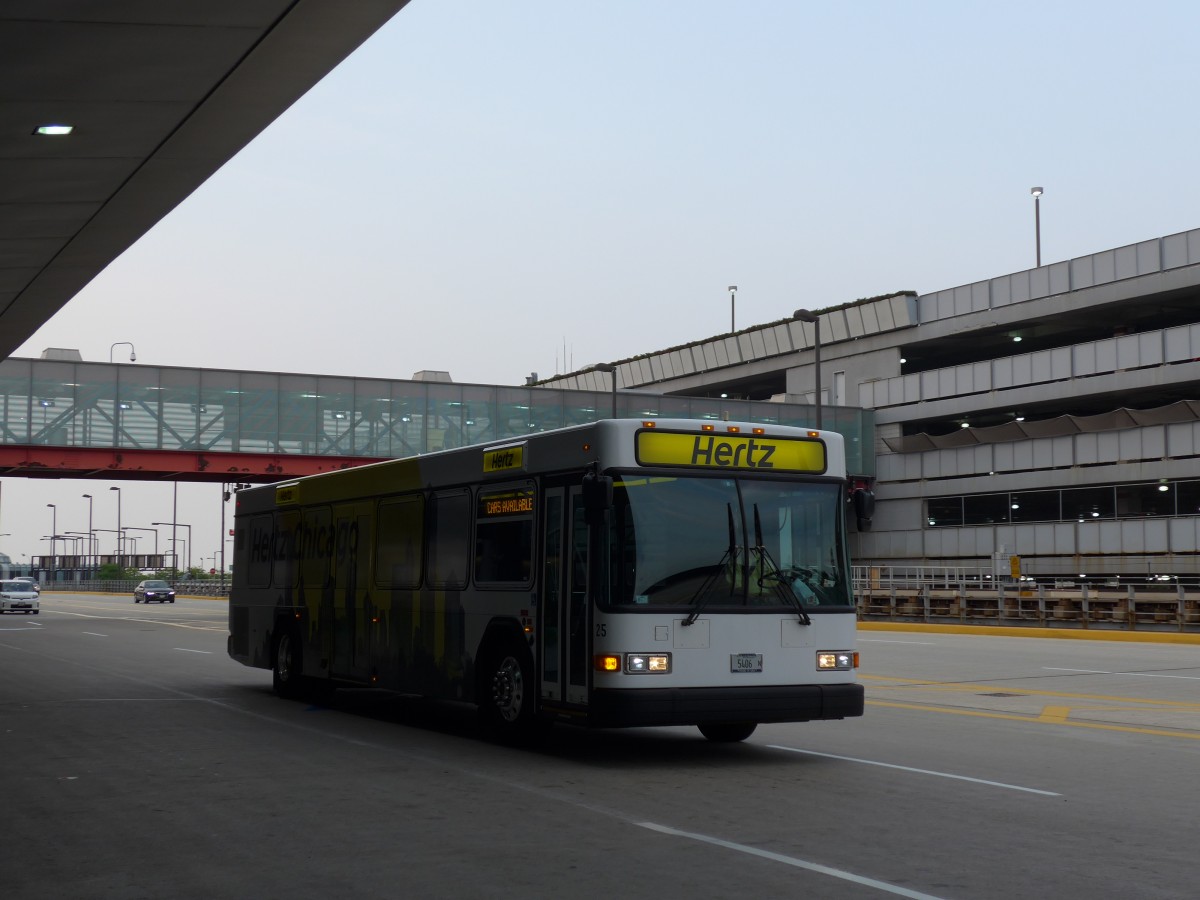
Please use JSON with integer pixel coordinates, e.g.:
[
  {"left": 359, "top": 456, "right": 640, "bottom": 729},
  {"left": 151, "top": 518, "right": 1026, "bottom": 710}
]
[{"left": 635, "top": 430, "right": 826, "bottom": 474}]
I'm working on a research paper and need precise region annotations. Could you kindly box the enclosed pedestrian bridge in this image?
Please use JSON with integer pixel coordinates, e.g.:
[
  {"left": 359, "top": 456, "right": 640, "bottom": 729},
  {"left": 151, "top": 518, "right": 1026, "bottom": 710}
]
[{"left": 0, "top": 355, "right": 873, "bottom": 484}]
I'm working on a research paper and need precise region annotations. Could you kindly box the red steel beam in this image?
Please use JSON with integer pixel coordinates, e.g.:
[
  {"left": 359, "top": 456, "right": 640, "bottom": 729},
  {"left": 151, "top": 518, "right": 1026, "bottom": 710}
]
[{"left": 0, "top": 445, "right": 387, "bottom": 483}]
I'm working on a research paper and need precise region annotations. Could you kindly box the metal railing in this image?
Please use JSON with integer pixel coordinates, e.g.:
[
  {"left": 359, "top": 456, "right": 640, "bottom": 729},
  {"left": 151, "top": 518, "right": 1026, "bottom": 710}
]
[
  {"left": 854, "top": 566, "right": 1200, "bottom": 632},
  {"left": 40, "top": 579, "right": 229, "bottom": 598}
]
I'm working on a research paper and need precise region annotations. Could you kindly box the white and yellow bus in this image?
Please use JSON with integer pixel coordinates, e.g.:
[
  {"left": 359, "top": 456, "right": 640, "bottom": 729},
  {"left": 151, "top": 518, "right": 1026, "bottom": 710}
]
[{"left": 227, "top": 418, "right": 862, "bottom": 741}]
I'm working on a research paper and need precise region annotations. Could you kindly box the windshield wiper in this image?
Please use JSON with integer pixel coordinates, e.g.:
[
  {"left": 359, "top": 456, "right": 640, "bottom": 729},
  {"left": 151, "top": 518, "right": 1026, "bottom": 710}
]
[
  {"left": 683, "top": 504, "right": 738, "bottom": 626},
  {"left": 751, "top": 504, "right": 811, "bottom": 626}
]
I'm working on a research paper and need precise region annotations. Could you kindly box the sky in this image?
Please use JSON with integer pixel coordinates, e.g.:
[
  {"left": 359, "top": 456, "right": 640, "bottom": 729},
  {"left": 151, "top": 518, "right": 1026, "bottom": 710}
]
[{"left": 7, "top": 0, "right": 1200, "bottom": 568}]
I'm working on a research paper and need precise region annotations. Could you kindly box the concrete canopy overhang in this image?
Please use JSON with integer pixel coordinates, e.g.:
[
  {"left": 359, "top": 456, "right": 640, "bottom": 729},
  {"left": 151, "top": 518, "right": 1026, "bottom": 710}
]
[{"left": 0, "top": 1, "right": 410, "bottom": 360}]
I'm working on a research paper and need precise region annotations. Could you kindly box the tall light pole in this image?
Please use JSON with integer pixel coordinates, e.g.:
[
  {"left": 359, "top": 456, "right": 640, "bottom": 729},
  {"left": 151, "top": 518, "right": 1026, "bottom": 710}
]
[
  {"left": 166, "top": 538, "right": 187, "bottom": 575},
  {"left": 109, "top": 486, "right": 122, "bottom": 559},
  {"left": 46, "top": 504, "right": 56, "bottom": 575},
  {"left": 793, "top": 309, "right": 823, "bottom": 430},
  {"left": 66, "top": 531, "right": 95, "bottom": 579},
  {"left": 592, "top": 363, "right": 617, "bottom": 418},
  {"left": 728, "top": 285, "right": 737, "bottom": 332},
  {"left": 1030, "top": 186, "right": 1043, "bottom": 268},
  {"left": 81, "top": 493, "right": 94, "bottom": 577},
  {"left": 123, "top": 527, "right": 159, "bottom": 565},
  {"left": 109, "top": 341, "right": 136, "bottom": 363},
  {"left": 154, "top": 522, "right": 191, "bottom": 574}
]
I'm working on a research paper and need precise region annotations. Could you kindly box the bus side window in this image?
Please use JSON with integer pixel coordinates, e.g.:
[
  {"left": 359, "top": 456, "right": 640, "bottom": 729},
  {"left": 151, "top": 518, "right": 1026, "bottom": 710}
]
[{"left": 428, "top": 491, "right": 470, "bottom": 589}]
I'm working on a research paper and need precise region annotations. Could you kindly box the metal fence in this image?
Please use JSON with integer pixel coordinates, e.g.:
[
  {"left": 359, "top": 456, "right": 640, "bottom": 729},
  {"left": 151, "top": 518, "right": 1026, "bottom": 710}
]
[
  {"left": 41, "top": 579, "right": 229, "bottom": 598},
  {"left": 854, "top": 566, "right": 1200, "bottom": 631}
]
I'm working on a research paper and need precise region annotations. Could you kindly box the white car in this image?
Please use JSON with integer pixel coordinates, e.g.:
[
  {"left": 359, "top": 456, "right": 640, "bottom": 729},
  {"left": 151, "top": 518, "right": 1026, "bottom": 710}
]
[{"left": 0, "top": 580, "right": 40, "bottom": 614}]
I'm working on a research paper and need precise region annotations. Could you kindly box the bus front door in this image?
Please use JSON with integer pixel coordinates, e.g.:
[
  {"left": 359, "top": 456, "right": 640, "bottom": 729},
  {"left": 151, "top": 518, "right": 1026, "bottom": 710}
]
[{"left": 539, "top": 485, "right": 590, "bottom": 708}]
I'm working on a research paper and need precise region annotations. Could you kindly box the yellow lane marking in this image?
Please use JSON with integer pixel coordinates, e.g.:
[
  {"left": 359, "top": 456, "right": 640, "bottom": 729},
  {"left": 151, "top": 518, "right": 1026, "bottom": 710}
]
[
  {"left": 860, "top": 674, "right": 1200, "bottom": 709},
  {"left": 1038, "top": 705, "right": 1072, "bottom": 723},
  {"left": 868, "top": 699, "right": 1200, "bottom": 741}
]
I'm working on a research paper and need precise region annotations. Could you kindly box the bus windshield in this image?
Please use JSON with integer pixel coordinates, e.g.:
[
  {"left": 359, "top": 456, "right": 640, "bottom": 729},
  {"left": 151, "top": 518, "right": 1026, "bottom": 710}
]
[{"left": 602, "top": 475, "right": 851, "bottom": 610}]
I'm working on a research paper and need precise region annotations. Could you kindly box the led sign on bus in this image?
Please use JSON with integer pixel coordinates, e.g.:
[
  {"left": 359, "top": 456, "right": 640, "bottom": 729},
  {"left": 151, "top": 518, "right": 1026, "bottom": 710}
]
[
  {"left": 478, "top": 489, "right": 535, "bottom": 518},
  {"left": 635, "top": 430, "right": 826, "bottom": 473}
]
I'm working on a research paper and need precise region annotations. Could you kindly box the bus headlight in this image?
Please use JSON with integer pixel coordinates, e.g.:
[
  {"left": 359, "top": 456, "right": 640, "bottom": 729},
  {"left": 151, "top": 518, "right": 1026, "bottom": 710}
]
[
  {"left": 816, "top": 651, "right": 858, "bottom": 670},
  {"left": 625, "top": 653, "right": 672, "bottom": 674}
]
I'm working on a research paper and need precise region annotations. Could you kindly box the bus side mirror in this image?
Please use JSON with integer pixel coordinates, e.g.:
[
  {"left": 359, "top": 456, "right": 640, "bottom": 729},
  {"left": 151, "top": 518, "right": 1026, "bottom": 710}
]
[
  {"left": 853, "top": 489, "right": 875, "bottom": 531},
  {"left": 582, "top": 473, "right": 613, "bottom": 526}
]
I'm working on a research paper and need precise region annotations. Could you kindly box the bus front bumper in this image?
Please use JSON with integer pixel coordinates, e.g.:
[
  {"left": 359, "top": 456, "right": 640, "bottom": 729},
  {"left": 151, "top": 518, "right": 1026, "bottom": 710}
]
[{"left": 586, "top": 682, "right": 864, "bottom": 728}]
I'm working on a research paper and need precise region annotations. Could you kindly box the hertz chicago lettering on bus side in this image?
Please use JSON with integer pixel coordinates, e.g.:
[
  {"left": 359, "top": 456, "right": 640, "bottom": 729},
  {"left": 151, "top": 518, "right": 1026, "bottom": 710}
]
[{"left": 635, "top": 430, "right": 825, "bottom": 474}]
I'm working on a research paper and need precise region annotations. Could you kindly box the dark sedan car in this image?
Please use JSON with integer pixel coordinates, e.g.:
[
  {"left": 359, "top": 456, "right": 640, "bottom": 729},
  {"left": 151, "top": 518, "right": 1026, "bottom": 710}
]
[{"left": 134, "top": 579, "right": 176, "bottom": 603}]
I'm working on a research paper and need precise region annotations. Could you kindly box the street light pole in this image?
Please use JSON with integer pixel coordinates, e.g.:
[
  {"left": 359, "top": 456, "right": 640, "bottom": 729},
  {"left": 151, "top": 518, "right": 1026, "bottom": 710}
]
[
  {"left": 122, "top": 527, "right": 159, "bottom": 566},
  {"left": 166, "top": 538, "right": 187, "bottom": 575},
  {"left": 81, "top": 493, "right": 94, "bottom": 578},
  {"left": 46, "top": 504, "right": 56, "bottom": 577},
  {"left": 109, "top": 341, "right": 136, "bottom": 363},
  {"left": 109, "top": 486, "right": 122, "bottom": 561},
  {"left": 153, "top": 522, "right": 191, "bottom": 574},
  {"left": 728, "top": 285, "right": 737, "bottom": 332},
  {"left": 793, "top": 309, "right": 823, "bottom": 430},
  {"left": 592, "top": 363, "right": 617, "bottom": 418},
  {"left": 1030, "top": 186, "right": 1043, "bottom": 267}
]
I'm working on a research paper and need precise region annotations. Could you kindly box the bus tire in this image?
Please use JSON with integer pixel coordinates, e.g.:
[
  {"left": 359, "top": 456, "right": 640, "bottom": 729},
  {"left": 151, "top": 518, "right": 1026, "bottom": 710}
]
[
  {"left": 698, "top": 722, "right": 757, "bottom": 743},
  {"left": 272, "top": 626, "right": 306, "bottom": 700},
  {"left": 478, "top": 638, "right": 536, "bottom": 736}
]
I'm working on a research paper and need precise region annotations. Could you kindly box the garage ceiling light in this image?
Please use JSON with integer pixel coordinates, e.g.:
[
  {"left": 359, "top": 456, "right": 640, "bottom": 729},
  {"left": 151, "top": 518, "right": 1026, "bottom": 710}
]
[{"left": 34, "top": 124, "right": 74, "bottom": 135}]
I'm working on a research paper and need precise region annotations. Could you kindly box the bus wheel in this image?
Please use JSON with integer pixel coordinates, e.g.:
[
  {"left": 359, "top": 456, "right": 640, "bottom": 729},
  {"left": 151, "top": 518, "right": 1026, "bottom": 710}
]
[
  {"left": 272, "top": 627, "right": 305, "bottom": 699},
  {"left": 698, "top": 722, "right": 757, "bottom": 743},
  {"left": 480, "top": 641, "right": 535, "bottom": 734}
]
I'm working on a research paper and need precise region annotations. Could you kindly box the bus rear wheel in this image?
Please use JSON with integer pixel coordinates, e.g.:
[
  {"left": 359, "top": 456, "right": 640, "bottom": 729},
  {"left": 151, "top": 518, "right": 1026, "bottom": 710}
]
[
  {"left": 698, "top": 722, "right": 757, "bottom": 743},
  {"left": 272, "top": 627, "right": 306, "bottom": 699},
  {"left": 479, "top": 640, "right": 536, "bottom": 735}
]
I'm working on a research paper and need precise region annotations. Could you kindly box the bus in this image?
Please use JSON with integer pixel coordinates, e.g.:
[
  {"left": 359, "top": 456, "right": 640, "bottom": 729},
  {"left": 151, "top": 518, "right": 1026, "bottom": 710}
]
[{"left": 227, "top": 418, "right": 863, "bottom": 741}]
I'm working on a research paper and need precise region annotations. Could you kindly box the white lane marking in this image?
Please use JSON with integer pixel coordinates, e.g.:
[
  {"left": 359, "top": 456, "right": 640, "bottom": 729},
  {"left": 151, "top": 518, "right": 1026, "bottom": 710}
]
[
  {"left": 82, "top": 632, "right": 108, "bottom": 637},
  {"left": 768, "top": 745, "right": 1061, "bottom": 796},
  {"left": 637, "top": 821, "right": 950, "bottom": 900},
  {"left": 1044, "top": 667, "right": 1200, "bottom": 681},
  {"left": 173, "top": 648, "right": 211, "bottom": 654},
  {"left": 38, "top": 610, "right": 225, "bottom": 632}
]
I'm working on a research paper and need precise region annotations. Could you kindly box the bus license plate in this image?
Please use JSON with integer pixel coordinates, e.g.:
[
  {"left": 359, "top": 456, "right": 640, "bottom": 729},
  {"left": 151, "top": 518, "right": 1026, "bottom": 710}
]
[{"left": 731, "top": 653, "right": 763, "bottom": 673}]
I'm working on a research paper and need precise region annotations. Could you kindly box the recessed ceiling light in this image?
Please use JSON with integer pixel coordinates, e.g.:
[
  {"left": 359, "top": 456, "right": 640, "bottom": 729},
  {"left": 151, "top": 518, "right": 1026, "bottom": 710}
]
[{"left": 34, "top": 125, "right": 74, "bottom": 136}]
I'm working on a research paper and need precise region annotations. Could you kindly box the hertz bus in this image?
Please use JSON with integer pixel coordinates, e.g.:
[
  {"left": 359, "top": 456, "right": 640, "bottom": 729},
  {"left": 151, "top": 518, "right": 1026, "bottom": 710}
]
[{"left": 227, "top": 418, "right": 863, "bottom": 741}]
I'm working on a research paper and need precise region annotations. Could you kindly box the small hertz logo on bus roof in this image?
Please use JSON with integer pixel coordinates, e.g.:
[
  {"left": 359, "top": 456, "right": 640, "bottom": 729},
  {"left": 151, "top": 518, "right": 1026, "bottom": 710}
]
[
  {"left": 275, "top": 484, "right": 300, "bottom": 505},
  {"left": 482, "top": 443, "right": 525, "bottom": 474},
  {"left": 635, "top": 430, "right": 825, "bottom": 473}
]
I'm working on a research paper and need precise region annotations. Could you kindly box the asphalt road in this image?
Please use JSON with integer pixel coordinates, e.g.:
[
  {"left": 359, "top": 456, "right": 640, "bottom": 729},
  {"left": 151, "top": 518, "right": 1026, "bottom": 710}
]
[{"left": 2, "top": 593, "right": 1198, "bottom": 899}]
